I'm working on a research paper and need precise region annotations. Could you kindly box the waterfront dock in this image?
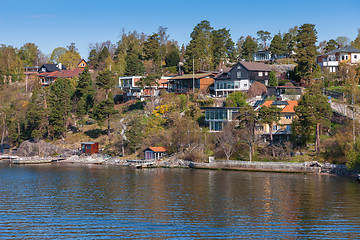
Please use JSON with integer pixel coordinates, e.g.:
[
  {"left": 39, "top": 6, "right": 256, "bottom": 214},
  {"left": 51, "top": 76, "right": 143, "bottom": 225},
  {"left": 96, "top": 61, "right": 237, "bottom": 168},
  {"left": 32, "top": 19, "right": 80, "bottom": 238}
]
[{"left": 11, "top": 157, "right": 66, "bottom": 164}]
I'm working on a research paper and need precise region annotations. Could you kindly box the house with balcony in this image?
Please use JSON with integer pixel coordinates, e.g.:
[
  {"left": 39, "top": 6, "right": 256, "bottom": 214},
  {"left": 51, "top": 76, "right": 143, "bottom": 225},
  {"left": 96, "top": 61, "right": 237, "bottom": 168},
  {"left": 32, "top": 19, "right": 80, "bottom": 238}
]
[
  {"left": 253, "top": 50, "right": 288, "bottom": 62},
  {"left": 202, "top": 107, "right": 239, "bottom": 131},
  {"left": 168, "top": 72, "right": 216, "bottom": 93},
  {"left": 255, "top": 99, "right": 298, "bottom": 142},
  {"left": 214, "top": 61, "right": 271, "bottom": 97},
  {"left": 317, "top": 46, "right": 360, "bottom": 73}
]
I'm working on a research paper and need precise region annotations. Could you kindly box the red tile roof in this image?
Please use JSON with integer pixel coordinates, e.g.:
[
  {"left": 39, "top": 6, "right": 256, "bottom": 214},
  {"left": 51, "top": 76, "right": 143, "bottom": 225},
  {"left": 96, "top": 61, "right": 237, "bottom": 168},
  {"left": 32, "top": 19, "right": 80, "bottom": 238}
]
[
  {"left": 261, "top": 100, "right": 298, "bottom": 113},
  {"left": 39, "top": 68, "right": 84, "bottom": 78},
  {"left": 148, "top": 147, "right": 167, "bottom": 152}
]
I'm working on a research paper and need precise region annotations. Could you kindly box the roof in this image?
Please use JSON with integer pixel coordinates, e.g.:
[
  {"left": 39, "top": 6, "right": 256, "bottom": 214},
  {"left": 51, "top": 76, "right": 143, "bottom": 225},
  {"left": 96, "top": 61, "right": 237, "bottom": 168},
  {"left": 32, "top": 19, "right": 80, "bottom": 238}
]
[
  {"left": 170, "top": 72, "right": 215, "bottom": 80},
  {"left": 39, "top": 68, "right": 84, "bottom": 78},
  {"left": 39, "top": 64, "right": 67, "bottom": 72},
  {"left": 147, "top": 147, "right": 167, "bottom": 152},
  {"left": 240, "top": 61, "right": 272, "bottom": 71},
  {"left": 323, "top": 46, "right": 360, "bottom": 55},
  {"left": 81, "top": 142, "right": 98, "bottom": 145},
  {"left": 261, "top": 100, "right": 298, "bottom": 113},
  {"left": 201, "top": 107, "right": 239, "bottom": 110}
]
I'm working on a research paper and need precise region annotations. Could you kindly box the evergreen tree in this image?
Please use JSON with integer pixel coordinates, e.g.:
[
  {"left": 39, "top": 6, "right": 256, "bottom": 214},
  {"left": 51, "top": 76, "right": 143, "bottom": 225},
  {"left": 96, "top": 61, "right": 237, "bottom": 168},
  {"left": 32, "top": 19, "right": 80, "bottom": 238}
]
[
  {"left": 225, "top": 92, "right": 247, "bottom": 107},
  {"left": 351, "top": 28, "right": 360, "bottom": 49},
  {"left": 165, "top": 50, "right": 180, "bottom": 67},
  {"left": 269, "top": 71, "right": 278, "bottom": 87},
  {"left": 183, "top": 20, "right": 213, "bottom": 73},
  {"left": 256, "top": 30, "right": 271, "bottom": 49},
  {"left": 269, "top": 34, "right": 286, "bottom": 58},
  {"left": 96, "top": 69, "right": 115, "bottom": 99},
  {"left": 211, "top": 28, "right": 235, "bottom": 69},
  {"left": 75, "top": 67, "right": 95, "bottom": 113},
  {"left": 325, "top": 39, "right": 338, "bottom": 52},
  {"left": 124, "top": 44, "right": 145, "bottom": 76},
  {"left": 26, "top": 87, "right": 47, "bottom": 140},
  {"left": 292, "top": 86, "right": 332, "bottom": 153},
  {"left": 241, "top": 36, "right": 258, "bottom": 61},
  {"left": 91, "top": 92, "right": 118, "bottom": 136},
  {"left": 296, "top": 24, "right": 318, "bottom": 80},
  {"left": 48, "top": 78, "right": 74, "bottom": 138}
]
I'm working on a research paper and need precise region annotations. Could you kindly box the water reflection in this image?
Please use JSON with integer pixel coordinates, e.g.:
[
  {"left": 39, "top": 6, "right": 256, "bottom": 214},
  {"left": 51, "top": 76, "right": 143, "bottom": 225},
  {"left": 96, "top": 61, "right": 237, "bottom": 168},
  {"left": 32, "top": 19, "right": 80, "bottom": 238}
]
[{"left": 0, "top": 162, "right": 359, "bottom": 239}]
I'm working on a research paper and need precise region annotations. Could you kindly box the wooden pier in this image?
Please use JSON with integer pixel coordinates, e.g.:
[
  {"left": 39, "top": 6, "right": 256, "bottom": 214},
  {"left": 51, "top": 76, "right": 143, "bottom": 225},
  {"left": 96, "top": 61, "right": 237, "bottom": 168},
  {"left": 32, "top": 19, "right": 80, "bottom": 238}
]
[
  {"left": 11, "top": 157, "right": 66, "bottom": 164},
  {"left": 126, "top": 159, "right": 155, "bottom": 168}
]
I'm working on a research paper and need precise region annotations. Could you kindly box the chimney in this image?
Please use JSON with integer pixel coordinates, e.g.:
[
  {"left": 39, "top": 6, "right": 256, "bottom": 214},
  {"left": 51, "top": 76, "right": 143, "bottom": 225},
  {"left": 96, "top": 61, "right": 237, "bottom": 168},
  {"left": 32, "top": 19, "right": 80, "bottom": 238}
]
[{"left": 58, "top": 62, "right": 62, "bottom": 71}]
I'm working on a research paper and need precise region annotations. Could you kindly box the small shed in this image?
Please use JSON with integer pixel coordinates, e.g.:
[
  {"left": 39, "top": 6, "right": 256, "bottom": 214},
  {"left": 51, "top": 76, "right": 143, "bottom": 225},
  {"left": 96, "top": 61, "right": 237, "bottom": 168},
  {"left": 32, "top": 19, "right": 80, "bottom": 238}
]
[
  {"left": 0, "top": 144, "right": 11, "bottom": 154},
  {"left": 144, "top": 147, "right": 167, "bottom": 161},
  {"left": 81, "top": 142, "right": 99, "bottom": 154}
]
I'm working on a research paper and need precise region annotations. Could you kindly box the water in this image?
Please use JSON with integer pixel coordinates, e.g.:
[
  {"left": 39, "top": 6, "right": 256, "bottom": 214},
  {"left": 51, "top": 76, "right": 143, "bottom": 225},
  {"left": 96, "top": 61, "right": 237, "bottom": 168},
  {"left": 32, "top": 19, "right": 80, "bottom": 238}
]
[{"left": 0, "top": 161, "right": 360, "bottom": 239}]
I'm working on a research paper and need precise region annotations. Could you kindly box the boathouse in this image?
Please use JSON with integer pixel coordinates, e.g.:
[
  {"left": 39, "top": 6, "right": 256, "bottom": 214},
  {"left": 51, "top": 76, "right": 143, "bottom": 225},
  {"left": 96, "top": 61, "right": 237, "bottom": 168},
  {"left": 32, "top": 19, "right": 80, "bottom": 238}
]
[
  {"left": 81, "top": 142, "right": 99, "bottom": 154},
  {"left": 0, "top": 144, "right": 11, "bottom": 154},
  {"left": 144, "top": 147, "right": 167, "bottom": 160}
]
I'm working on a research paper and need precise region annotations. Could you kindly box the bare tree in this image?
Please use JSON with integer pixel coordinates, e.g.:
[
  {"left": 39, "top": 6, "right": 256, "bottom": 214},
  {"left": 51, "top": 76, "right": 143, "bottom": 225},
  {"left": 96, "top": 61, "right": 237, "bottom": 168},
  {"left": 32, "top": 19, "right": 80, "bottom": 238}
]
[{"left": 216, "top": 122, "right": 238, "bottom": 161}]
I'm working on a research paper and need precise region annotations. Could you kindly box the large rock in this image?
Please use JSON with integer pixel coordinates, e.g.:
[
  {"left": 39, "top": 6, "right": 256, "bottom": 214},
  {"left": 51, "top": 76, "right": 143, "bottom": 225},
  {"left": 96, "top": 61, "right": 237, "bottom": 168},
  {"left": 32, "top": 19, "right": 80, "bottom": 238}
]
[{"left": 16, "top": 140, "right": 64, "bottom": 157}]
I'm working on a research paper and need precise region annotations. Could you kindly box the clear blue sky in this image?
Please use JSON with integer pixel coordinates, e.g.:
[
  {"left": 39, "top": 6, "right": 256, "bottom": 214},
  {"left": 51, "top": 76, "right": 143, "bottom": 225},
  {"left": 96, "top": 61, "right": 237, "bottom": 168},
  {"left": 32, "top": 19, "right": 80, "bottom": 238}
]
[{"left": 1, "top": 0, "right": 359, "bottom": 59}]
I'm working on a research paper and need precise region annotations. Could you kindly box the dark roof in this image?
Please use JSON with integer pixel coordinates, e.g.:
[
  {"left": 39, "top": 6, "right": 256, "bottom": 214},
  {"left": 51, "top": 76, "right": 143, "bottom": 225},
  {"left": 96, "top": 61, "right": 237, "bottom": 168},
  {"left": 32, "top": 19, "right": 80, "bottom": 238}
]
[
  {"left": 38, "top": 64, "right": 67, "bottom": 72},
  {"left": 0, "top": 143, "right": 11, "bottom": 149},
  {"left": 254, "top": 100, "right": 265, "bottom": 108},
  {"left": 240, "top": 61, "right": 272, "bottom": 71},
  {"left": 271, "top": 100, "right": 289, "bottom": 106},
  {"left": 324, "top": 46, "right": 360, "bottom": 55}
]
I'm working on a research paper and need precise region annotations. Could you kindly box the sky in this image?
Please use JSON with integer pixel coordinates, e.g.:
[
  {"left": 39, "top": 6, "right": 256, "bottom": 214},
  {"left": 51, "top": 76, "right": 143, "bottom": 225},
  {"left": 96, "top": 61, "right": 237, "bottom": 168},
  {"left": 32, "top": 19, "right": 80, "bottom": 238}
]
[{"left": 1, "top": 0, "right": 359, "bottom": 60}]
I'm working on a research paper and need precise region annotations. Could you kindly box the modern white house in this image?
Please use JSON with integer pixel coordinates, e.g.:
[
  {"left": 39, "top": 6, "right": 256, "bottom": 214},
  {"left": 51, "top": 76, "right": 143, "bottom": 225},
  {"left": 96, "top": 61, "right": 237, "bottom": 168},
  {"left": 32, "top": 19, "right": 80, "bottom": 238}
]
[
  {"left": 214, "top": 61, "right": 271, "bottom": 97},
  {"left": 202, "top": 107, "right": 239, "bottom": 131},
  {"left": 253, "top": 50, "right": 288, "bottom": 61},
  {"left": 317, "top": 46, "right": 360, "bottom": 73}
]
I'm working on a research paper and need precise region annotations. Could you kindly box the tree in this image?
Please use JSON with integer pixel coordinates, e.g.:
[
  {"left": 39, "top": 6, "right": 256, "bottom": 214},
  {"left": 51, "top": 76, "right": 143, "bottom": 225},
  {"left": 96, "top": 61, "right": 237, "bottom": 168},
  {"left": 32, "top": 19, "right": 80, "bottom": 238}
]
[
  {"left": 336, "top": 36, "right": 350, "bottom": 47},
  {"left": 96, "top": 69, "right": 115, "bottom": 99},
  {"left": 18, "top": 43, "right": 39, "bottom": 67},
  {"left": 91, "top": 93, "right": 118, "bottom": 136},
  {"left": 165, "top": 50, "right": 180, "bottom": 67},
  {"left": 257, "top": 30, "right": 271, "bottom": 49},
  {"left": 258, "top": 105, "right": 281, "bottom": 148},
  {"left": 325, "top": 39, "right": 338, "bottom": 52},
  {"left": 235, "top": 36, "right": 245, "bottom": 61},
  {"left": 48, "top": 78, "right": 74, "bottom": 138},
  {"left": 292, "top": 86, "right": 332, "bottom": 153},
  {"left": 269, "top": 71, "right": 278, "bottom": 87},
  {"left": 0, "top": 45, "right": 23, "bottom": 82},
  {"left": 26, "top": 87, "right": 47, "bottom": 140},
  {"left": 49, "top": 47, "right": 67, "bottom": 64},
  {"left": 216, "top": 122, "right": 238, "bottom": 161},
  {"left": 270, "top": 34, "right": 286, "bottom": 58},
  {"left": 183, "top": 20, "right": 213, "bottom": 73},
  {"left": 225, "top": 91, "right": 247, "bottom": 107},
  {"left": 59, "top": 48, "right": 81, "bottom": 69},
  {"left": 237, "top": 104, "right": 258, "bottom": 161},
  {"left": 351, "top": 28, "right": 360, "bottom": 49},
  {"left": 74, "top": 67, "right": 95, "bottom": 113},
  {"left": 124, "top": 43, "right": 145, "bottom": 76},
  {"left": 211, "top": 28, "right": 235, "bottom": 69},
  {"left": 296, "top": 24, "right": 318, "bottom": 80},
  {"left": 241, "top": 36, "right": 258, "bottom": 61}
]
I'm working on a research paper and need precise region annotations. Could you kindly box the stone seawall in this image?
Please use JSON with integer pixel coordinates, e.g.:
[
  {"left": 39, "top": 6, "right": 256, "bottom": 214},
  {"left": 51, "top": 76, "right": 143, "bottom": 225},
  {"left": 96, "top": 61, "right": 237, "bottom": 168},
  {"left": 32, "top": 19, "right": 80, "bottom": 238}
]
[{"left": 190, "top": 160, "right": 321, "bottom": 173}]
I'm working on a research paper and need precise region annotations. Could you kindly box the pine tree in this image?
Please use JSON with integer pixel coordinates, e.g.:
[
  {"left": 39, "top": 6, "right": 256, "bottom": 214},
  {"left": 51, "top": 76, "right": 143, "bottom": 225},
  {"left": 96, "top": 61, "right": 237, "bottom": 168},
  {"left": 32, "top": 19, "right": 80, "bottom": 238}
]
[
  {"left": 296, "top": 24, "right": 318, "bottom": 80},
  {"left": 269, "top": 71, "right": 278, "bottom": 87},
  {"left": 96, "top": 69, "right": 115, "bottom": 99},
  {"left": 91, "top": 92, "right": 118, "bottom": 136},
  {"left": 241, "top": 36, "right": 258, "bottom": 61},
  {"left": 270, "top": 34, "right": 286, "bottom": 58}
]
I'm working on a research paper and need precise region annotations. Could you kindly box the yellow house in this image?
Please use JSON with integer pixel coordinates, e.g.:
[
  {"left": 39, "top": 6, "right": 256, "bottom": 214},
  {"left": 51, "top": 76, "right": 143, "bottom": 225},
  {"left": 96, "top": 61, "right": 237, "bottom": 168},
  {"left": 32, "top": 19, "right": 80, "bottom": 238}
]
[
  {"left": 255, "top": 99, "right": 298, "bottom": 142},
  {"left": 77, "top": 59, "right": 87, "bottom": 68}
]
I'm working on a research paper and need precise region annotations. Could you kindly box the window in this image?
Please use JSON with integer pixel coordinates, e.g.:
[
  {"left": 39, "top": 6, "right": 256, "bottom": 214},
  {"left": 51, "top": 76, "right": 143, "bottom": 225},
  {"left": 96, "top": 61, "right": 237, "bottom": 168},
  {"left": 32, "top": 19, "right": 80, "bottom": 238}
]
[
  {"left": 273, "top": 125, "right": 279, "bottom": 131},
  {"left": 355, "top": 55, "right": 357, "bottom": 59},
  {"left": 244, "top": 84, "right": 247, "bottom": 87},
  {"left": 265, "top": 72, "right": 268, "bottom": 76},
  {"left": 342, "top": 56, "right": 345, "bottom": 60},
  {"left": 256, "top": 126, "right": 264, "bottom": 131},
  {"left": 258, "top": 72, "right": 263, "bottom": 77},
  {"left": 285, "top": 115, "right": 292, "bottom": 119},
  {"left": 237, "top": 71, "right": 241, "bottom": 79}
]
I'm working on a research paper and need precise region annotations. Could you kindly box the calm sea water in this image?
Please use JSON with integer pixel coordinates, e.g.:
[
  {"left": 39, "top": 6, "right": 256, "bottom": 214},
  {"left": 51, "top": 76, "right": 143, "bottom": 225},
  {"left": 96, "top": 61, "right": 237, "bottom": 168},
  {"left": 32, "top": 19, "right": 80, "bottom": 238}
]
[{"left": 0, "top": 161, "right": 359, "bottom": 239}]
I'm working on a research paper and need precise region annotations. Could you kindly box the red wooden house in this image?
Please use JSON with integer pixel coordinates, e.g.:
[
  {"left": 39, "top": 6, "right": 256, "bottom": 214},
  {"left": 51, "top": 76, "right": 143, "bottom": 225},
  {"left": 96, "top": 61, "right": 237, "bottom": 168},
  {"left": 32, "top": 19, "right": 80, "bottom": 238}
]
[{"left": 81, "top": 142, "right": 99, "bottom": 154}]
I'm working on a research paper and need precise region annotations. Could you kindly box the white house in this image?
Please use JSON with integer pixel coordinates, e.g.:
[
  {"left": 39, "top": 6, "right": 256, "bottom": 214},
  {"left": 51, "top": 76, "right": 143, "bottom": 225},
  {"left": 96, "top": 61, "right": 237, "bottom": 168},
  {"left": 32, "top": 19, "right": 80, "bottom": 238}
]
[{"left": 317, "top": 46, "right": 360, "bottom": 73}]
